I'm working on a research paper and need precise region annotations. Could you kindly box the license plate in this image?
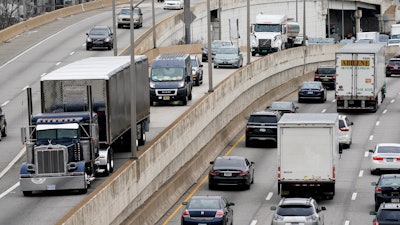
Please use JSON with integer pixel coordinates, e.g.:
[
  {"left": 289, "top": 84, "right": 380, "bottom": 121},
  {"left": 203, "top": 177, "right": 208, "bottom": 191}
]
[
  {"left": 162, "top": 96, "right": 170, "bottom": 100},
  {"left": 198, "top": 224, "right": 207, "bottom": 225},
  {"left": 323, "top": 77, "right": 329, "bottom": 81},
  {"left": 392, "top": 198, "right": 400, "bottom": 203},
  {"left": 47, "top": 185, "right": 56, "bottom": 190},
  {"left": 224, "top": 172, "right": 232, "bottom": 177},
  {"left": 387, "top": 158, "right": 394, "bottom": 162},
  {"left": 259, "top": 128, "right": 266, "bottom": 132},
  {"left": 307, "top": 91, "right": 313, "bottom": 94}
]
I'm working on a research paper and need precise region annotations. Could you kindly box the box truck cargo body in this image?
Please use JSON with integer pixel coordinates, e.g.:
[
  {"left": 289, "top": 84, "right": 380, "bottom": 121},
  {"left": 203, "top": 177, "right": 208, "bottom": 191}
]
[
  {"left": 277, "top": 113, "right": 340, "bottom": 199},
  {"left": 335, "top": 43, "right": 386, "bottom": 112}
]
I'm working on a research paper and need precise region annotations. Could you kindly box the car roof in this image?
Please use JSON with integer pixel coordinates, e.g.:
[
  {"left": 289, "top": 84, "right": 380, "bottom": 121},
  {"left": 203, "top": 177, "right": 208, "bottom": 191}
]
[
  {"left": 279, "top": 197, "right": 314, "bottom": 206},
  {"left": 215, "top": 155, "right": 245, "bottom": 161},
  {"left": 377, "top": 143, "right": 400, "bottom": 147},
  {"left": 190, "top": 195, "right": 222, "bottom": 200},
  {"left": 317, "top": 65, "right": 335, "bottom": 69},
  {"left": 338, "top": 115, "right": 347, "bottom": 119},
  {"left": 250, "top": 110, "right": 280, "bottom": 116}
]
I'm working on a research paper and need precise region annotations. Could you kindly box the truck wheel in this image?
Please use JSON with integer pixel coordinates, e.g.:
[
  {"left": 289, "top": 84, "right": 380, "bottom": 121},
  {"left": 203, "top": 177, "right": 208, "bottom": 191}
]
[
  {"left": 1, "top": 125, "right": 6, "bottom": 137},
  {"left": 138, "top": 125, "right": 146, "bottom": 146}
]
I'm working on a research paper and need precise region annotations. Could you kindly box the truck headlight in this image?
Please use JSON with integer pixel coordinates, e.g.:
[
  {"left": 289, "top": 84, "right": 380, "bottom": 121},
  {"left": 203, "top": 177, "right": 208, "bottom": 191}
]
[
  {"left": 178, "top": 81, "right": 185, "bottom": 88},
  {"left": 149, "top": 81, "right": 155, "bottom": 88}
]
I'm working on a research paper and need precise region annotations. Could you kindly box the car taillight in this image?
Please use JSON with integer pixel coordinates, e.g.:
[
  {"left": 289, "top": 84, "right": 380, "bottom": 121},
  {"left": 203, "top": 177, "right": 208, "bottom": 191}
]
[
  {"left": 376, "top": 187, "right": 382, "bottom": 193},
  {"left": 315, "top": 75, "right": 320, "bottom": 79},
  {"left": 374, "top": 221, "right": 380, "bottom": 225},
  {"left": 209, "top": 170, "right": 219, "bottom": 176},
  {"left": 332, "top": 75, "right": 336, "bottom": 79},
  {"left": 238, "top": 171, "right": 248, "bottom": 176},
  {"left": 182, "top": 209, "right": 190, "bottom": 217},
  {"left": 339, "top": 127, "right": 349, "bottom": 131},
  {"left": 215, "top": 210, "right": 224, "bottom": 218},
  {"left": 373, "top": 157, "right": 384, "bottom": 161}
]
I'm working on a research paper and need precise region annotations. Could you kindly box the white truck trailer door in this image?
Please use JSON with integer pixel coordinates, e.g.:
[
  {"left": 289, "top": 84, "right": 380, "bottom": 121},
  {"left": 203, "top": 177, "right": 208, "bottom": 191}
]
[
  {"left": 336, "top": 53, "right": 375, "bottom": 97},
  {"left": 280, "top": 127, "right": 333, "bottom": 180}
]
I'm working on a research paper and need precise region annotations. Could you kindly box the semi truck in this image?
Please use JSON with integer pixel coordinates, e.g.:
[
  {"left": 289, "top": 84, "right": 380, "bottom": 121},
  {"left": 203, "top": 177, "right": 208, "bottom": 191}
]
[
  {"left": 335, "top": 43, "right": 386, "bottom": 112},
  {"left": 250, "top": 13, "right": 300, "bottom": 56},
  {"left": 19, "top": 56, "right": 150, "bottom": 196},
  {"left": 277, "top": 113, "right": 340, "bottom": 199}
]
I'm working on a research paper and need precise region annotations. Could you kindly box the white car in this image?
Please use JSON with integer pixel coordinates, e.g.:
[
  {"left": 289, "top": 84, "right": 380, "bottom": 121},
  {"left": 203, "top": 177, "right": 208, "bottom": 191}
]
[
  {"left": 117, "top": 7, "right": 143, "bottom": 29},
  {"left": 338, "top": 115, "right": 353, "bottom": 149},
  {"left": 163, "top": 0, "right": 183, "bottom": 10},
  {"left": 370, "top": 143, "right": 400, "bottom": 174},
  {"left": 387, "top": 39, "right": 400, "bottom": 47}
]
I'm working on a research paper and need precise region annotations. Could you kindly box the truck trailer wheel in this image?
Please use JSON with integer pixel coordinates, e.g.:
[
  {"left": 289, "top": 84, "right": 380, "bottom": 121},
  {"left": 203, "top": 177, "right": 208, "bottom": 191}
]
[{"left": 23, "top": 191, "right": 33, "bottom": 196}]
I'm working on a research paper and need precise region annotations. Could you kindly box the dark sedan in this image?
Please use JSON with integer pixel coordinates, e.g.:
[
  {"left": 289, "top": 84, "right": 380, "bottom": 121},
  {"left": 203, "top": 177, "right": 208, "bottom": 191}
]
[
  {"left": 209, "top": 156, "right": 255, "bottom": 190},
  {"left": 181, "top": 195, "right": 234, "bottom": 225},
  {"left": 298, "top": 81, "right": 327, "bottom": 103},
  {"left": 372, "top": 174, "right": 400, "bottom": 211}
]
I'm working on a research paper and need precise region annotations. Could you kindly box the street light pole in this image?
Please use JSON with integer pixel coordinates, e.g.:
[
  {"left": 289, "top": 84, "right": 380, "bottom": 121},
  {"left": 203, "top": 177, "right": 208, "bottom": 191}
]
[
  {"left": 130, "top": 0, "right": 137, "bottom": 159},
  {"left": 303, "top": 0, "right": 306, "bottom": 46},
  {"left": 112, "top": 0, "right": 117, "bottom": 56},
  {"left": 207, "top": 0, "right": 213, "bottom": 92},
  {"left": 246, "top": 0, "right": 250, "bottom": 65}
]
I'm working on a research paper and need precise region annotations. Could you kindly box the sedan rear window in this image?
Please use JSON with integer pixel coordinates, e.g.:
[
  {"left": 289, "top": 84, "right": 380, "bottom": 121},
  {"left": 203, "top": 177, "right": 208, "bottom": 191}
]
[
  {"left": 214, "top": 158, "right": 245, "bottom": 169},
  {"left": 377, "top": 146, "right": 400, "bottom": 153}
]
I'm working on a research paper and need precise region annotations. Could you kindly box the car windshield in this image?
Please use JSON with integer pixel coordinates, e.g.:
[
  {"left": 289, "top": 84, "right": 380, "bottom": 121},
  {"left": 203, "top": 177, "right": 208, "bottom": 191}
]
[
  {"left": 316, "top": 68, "right": 335, "bottom": 74},
  {"left": 214, "top": 158, "right": 245, "bottom": 169},
  {"left": 120, "top": 8, "right": 139, "bottom": 15},
  {"left": 270, "top": 102, "right": 291, "bottom": 110},
  {"left": 389, "top": 60, "right": 400, "bottom": 65},
  {"left": 188, "top": 198, "right": 220, "bottom": 209},
  {"left": 217, "top": 48, "right": 237, "bottom": 54},
  {"left": 254, "top": 24, "right": 281, "bottom": 32},
  {"left": 151, "top": 67, "right": 184, "bottom": 81},
  {"left": 89, "top": 28, "right": 108, "bottom": 35},
  {"left": 301, "top": 83, "right": 320, "bottom": 89},
  {"left": 378, "top": 209, "right": 400, "bottom": 221},
  {"left": 377, "top": 146, "right": 400, "bottom": 153},
  {"left": 276, "top": 205, "right": 314, "bottom": 216},
  {"left": 211, "top": 41, "right": 232, "bottom": 49},
  {"left": 249, "top": 115, "right": 277, "bottom": 123}
]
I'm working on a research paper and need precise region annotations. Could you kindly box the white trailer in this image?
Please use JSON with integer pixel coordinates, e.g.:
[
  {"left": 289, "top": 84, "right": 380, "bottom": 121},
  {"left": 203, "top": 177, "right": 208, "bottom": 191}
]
[
  {"left": 356, "top": 31, "right": 379, "bottom": 43},
  {"left": 277, "top": 113, "right": 340, "bottom": 199},
  {"left": 335, "top": 43, "right": 386, "bottom": 112},
  {"left": 391, "top": 24, "right": 400, "bottom": 39}
]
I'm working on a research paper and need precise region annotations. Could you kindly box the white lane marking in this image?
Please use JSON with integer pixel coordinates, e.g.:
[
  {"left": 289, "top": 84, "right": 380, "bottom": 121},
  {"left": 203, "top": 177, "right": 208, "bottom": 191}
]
[
  {"left": 359, "top": 170, "right": 364, "bottom": 177},
  {"left": 250, "top": 220, "right": 257, "bottom": 225},
  {"left": 55, "top": 62, "right": 61, "bottom": 66},
  {"left": 332, "top": 99, "right": 336, "bottom": 102},
  {"left": 0, "top": 26, "right": 76, "bottom": 70},
  {"left": 0, "top": 182, "right": 20, "bottom": 199},
  {"left": 21, "top": 85, "right": 29, "bottom": 91},
  {"left": 365, "top": 151, "right": 369, "bottom": 157},
  {"left": 344, "top": 220, "right": 350, "bottom": 225},
  {"left": 266, "top": 192, "right": 273, "bottom": 201},
  {"left": 376, "top": 121, "right": 380, "bottom": 126},
  {"left": 383, "top": 109, "right": 387, "bottom": 114},
  {"left": 351, "top": 192, "right": 357, "bottom": 200},
  {"left": 69, "top": 51, "right": 75, "bottom": 55},
  {"left": 41, "top": 73, "right": 47, "bottom": 77},
  {"left": 391, "top": 99, "right": 395, "bottom": 103},
  {"left": 369, "top": 135, "right": 373, "bottom": 141},
  {"left": 0, "top": 147, "right": 26, "bottom": 179},
  {"left": 321, "top": 109, "right": 326, "bottom": 113},
  {"left": 1, "top": 100, "right": 10, "bottom": 107}
]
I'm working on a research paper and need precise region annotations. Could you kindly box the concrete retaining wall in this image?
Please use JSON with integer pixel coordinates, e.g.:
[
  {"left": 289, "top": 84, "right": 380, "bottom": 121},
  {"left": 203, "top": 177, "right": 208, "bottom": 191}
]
[{"left": 57, "top": 44, "right": 343, "bottom": 225}]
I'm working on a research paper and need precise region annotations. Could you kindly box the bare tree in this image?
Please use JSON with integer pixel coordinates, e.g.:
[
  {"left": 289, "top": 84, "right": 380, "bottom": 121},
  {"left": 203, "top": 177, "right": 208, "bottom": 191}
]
[{"left": 0, "top": 0, "right": 21, "bottom": 29}]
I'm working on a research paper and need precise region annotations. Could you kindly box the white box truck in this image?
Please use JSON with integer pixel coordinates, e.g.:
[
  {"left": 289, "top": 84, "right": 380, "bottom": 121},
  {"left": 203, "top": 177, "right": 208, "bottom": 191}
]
[
  {"left": 335, "top": 43, "right": 386, "bottom": 112},
  {"left": 277, "top": 113, "right": 340, "bottom": 199}
]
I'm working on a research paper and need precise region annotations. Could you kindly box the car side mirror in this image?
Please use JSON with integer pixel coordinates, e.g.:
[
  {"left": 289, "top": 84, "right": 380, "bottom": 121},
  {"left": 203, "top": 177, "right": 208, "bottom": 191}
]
[
  {"left": 270, "top": 206, "right": 277, "bottom": 210},
  {"left": 320, "top": 206, "right": 326, "bottom": 211},
  {"left": 199, "top": 64, "right": 203, "bottom": 67},
  {"left": 182, "top": 202, "right": 188, "bottom": 205},
  {"left": 371, "top": 181, "right": 377, "bottom": 186},
  {"left": 228, "top": 202, "right": 235, "bottom": 206},
  {"left": 210, "top": 161, "right": 214, "bottom": 165},
  {"left": 350, "top": 122, "right": 354, "bottom": 126}
]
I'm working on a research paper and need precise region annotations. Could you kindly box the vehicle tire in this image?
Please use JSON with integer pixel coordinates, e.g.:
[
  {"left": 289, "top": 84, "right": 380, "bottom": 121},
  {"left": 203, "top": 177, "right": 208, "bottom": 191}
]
[
  {"left": 208, "top": 182, "right": 215, "bottom": 190},
  {"left": 320, "top": 95, "right": 325, "bottom": 103},
  {"left": 298, "top": 98, "right": 302, "bottom": 103},
  {"left": 117, "top": 24, "right": 122, "bottom": 28},
  {"left": 251, "top": 52, "right": 256, "bottom": 56},
  {"left": 138, "top": 125, "right": 146, "bottom": 146},
  {"left": 251, "top": 174, "right": 254, "bottom": 184},
  {"left": 244, "top": 182, "right": 251, "bottom": 190},
  {"left": 103, "top": 151, "right": 114, "bottom": 176},
  {"left": 182, "top": 97, "right": 187, "bottom": 106},
  {"left": 375, "top": 202, "right": 380, "bottom": 211},
  {"left": 86, "top": 45, "right": 90, "bottom": 50},
  {"left": 188, "top": 91, "right": 192, "bottom": 100},
  {"left": 150, "top": 100, "right": 154, "bottom": 106},
  {"left": 1, "top": 125, "right": 7, "bottom": 137},
  {"left": 108, "top": 44, "right": 112, "bottom": 50},
  {"left": 23, "top": 191, "right": 32, "bottom": 196},
  {"left": 245, "top": 138, "right": 251, "bottom": 147}
]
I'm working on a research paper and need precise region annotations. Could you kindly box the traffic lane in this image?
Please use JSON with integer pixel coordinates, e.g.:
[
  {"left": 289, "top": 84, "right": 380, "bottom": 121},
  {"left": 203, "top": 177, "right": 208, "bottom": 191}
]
[{"left": 158, "top": 84, "right": 397, "bottom": 225}]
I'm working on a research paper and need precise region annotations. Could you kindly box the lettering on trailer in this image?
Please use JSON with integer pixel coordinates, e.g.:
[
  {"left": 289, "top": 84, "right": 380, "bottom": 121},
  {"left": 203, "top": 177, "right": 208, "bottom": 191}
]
[{"left": 341, "top": 60, "right": 370, "bottom": 67}]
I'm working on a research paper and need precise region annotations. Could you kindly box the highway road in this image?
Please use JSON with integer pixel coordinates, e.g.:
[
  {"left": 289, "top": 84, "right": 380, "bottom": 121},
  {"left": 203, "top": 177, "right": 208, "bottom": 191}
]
[
  {"left": 1, "top": 1, "right": 398, "bottom": 225},
  {"left": 157, "top": 76, "right": 400, "bottom": 225}
]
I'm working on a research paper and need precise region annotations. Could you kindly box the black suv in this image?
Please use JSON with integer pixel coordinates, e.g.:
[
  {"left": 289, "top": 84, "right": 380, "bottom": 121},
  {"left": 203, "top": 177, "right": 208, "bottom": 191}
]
[
  {"left": 0, "top": 106, "right": 7, "bottom": 141},
  {"left": 245, "top": 110, "right": 281, "bottom": 147},
  {"left": 370, "top": 203, "right": 400, "bottom": 224},
  {"left": 314, "top": 65, "right": 336, "bottom": 89},
  {"left": 86, "top": 25, "right": 114, "bottom": 50}
]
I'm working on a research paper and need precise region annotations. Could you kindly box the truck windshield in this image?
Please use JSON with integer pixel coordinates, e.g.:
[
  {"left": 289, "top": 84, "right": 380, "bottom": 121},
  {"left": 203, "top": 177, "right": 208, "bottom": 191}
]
[
  {"left": 37, "top": 129, "right": 78, "bottom": 140},
  {"left": 254, "top": 24, "right": 281, "bottom": 32},
  {"left": 151, "top": 67, "right": 184, "bottom": 81}
]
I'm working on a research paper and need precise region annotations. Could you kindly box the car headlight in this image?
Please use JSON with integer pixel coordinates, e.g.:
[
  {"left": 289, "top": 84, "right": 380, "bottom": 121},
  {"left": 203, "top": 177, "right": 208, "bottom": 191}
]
[
  {"left": 86, "top": 37, "right": 92, "bottom": 42},
  {"left": 149, "top": 81, "right": 155, "bottom": 88},
  {"left": 178, "top": 81, "right": 185, "bottom": 88}
]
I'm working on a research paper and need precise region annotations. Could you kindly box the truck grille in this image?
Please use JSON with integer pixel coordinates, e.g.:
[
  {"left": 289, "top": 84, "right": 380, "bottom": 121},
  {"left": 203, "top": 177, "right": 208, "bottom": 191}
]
[
  {"left": 259, "top": 39, "right": 271, "bottom": 48},
  {"left": 36, "top": 147, "right": 66, "bottom": 174}
]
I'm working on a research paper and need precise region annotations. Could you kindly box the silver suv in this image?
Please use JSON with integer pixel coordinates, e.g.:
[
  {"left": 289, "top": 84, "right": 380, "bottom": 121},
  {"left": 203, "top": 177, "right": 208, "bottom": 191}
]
[{"left": 271, "top": 198, "right": 326, "bottom": 225}]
